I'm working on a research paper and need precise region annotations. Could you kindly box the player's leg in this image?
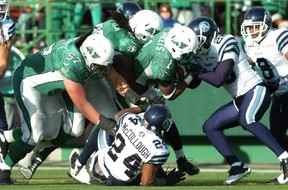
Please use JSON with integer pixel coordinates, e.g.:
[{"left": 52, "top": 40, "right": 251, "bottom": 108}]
[
  {"left": 17, "top": 91, "right": 86, "bottom": 180},
  {"left": 0, "top": 78, "right": 64, "bottom": 184},
  {"left": 68, "top": 127, "right": 107, "bottom": 184},
  {"left": 163, "top": 122, "right": 199, "bottom": 175},
  {"left": 139, "top": 87, "right": 199, "bottom": 175},
  {"left": 203, "top": 101, "right": 251, "bottom": 185},
  {"left": 269, "top": 95, "right": 288, "bottom": 151},
  {"left": 0, "top": 93, "right": 9, "bottom": 161},
  {"left": 239, "top": 85, "right": 288, "bottom": 184}
]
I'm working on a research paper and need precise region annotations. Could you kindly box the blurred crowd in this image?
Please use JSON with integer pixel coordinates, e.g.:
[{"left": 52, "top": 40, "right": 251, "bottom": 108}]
[{"left": 6, "top": 1, "right": 288, "bottom": 53}]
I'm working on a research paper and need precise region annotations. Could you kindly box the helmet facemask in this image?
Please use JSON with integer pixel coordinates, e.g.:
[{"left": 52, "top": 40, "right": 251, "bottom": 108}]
[
  {"left": 80, "top": 33, "right": 114, "bottom": 80},
  {"left": 241, "top": 7, "right": 272, "bottom": 44},
  {"left": 85, "top": 63, "right": 112, "bottom": 79},
  {"left": 241, "top": 20, "right": 270, "bottom": 44},
  {"left": 0, "top": 0, "right": 8, "bottom": 22},
  {"left": 197, "top": 22, "right": 217, "bottom": 54}
]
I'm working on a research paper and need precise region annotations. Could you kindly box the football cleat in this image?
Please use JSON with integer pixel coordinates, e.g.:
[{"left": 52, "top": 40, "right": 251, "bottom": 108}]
[
  {"left": 18, "top": 157, "right": 42, "bottom": 180},
  {"left": 0, "top": 169, "right": 14, "bottom": 185},
  {"left": 67, "top": 148, "right": 95, "bottom": 184},
  {"left": 0, "top": 129, "right": 8, "bottom": 162},
  {"left": 265, "top": 177, "right": 280, "bottom": 184},
  {"left": 177, "top": 156, "right": 200, "bottom": 175},
  {"left": 276, "top": 158, "right": 288, "bottom": 184},
  {"left": 223, "top": 162, "right": 251, "bottom": 185}
]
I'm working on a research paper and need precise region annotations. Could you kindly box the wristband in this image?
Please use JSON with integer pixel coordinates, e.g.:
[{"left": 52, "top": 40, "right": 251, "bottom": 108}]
[{"left": 184, "top": 74, "right": 193, "bottom": 85}]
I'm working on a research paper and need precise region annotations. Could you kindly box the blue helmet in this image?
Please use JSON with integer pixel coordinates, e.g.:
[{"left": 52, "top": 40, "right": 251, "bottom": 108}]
[
  {"left": 116, "top": 1, "right": 142, "bottom": 20},
  {"left": 241, "top": 6, "right": 272, "bottom": 44},
  {"left": 188, "top": 16, "right": 219, "bottom": 54},
  {"left": 143, "top": 104, "right": 172, "bottom": 136}
]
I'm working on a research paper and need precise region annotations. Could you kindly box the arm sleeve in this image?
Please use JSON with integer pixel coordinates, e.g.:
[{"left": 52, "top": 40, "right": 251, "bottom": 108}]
[{"left": 197, "top": 59, "right": 235, "bottom": 87}]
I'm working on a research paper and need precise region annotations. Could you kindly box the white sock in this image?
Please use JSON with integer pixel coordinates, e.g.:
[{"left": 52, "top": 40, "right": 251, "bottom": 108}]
[
  {"left": 0, "top": 162, "right": 11, "bottom": 170},
  {"left": 3, "top": 130, "right": 14, "bottom": 143},
  {"left": 278, "top": 151, "right": 288, "bottom": 161},
  {"left": 18, "top": 151, "right": 35, "bottom": 167},
  {"left": 75, "top": 159, "right": 82, "bottom": 167},
  {"left": 174, "top": 149, "right": 185, "bottom": 159}
]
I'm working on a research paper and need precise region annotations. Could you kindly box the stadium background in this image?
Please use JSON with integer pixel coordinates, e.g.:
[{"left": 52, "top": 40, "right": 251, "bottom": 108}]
[{"left": 6, "top": 0, "right": 288, "bottom": 164}]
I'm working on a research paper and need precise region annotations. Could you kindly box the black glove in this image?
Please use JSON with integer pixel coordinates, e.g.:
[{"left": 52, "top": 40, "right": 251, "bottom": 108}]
[
  {"left": 135, "top": 96, "right": 151, "bottom": 112},
  {"left": 165, "top": 168, "right": 185, "bottom": 186},
  {"left": 263, "top": 78, "right": 279, "bottom": 93},
  {"left": 151, "top": 96, "right": 166, "bottom": 105},
  {"left": 97, "top": 115, "right": 118, "bottom": 136},
  {"left": 187, "top": 64, "right": 207, "bottom": 76},
  {"left": 124, "top": 89, "right": 140, "bottom": 105}
]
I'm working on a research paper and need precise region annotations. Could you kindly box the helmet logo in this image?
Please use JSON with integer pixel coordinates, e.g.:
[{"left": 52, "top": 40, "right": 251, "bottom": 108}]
[
  {"left": 87, "top": 47, "right": 100, "bottom": 59},
  {"left": 199, "top": 21, "right": 210, "bottom": 33},
  {"left": 146, "top": 28, "right": 159, "bottom": 35},
  {"left": 171, "top": 37, "right": 188, "bottom": 49},
  {"left": 264, "top": 10, "right": 271, "bottom": 21}
]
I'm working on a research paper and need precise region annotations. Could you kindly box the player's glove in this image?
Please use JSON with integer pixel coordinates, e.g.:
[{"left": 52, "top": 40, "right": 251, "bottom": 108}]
[
  {"left": 125, "top": 89, "right": 155, "bottom": 111},
  {"left": 151, "top": 95, "right": 166, "bottom": 105},
  {"left": 175, "top": 65, "right": 188, "bottom": 81},
  {"left": 280, "top": 76, "right": 288, "bottom": 86},
  {"left": 165, "top": 168, "right": 186, "bottom": 186},
  {"left": 97, "top": 115, "right": 118, "bottom": 136},
  {"left": 136, "top": 96, "right": 152, "bottom": 112},
  {"left": 263, "top": 78, "right": 279, "bottom": 93},
  {"left": 187, "top": 64, "right": 207, "bottom": 76},
  {"left": 124, "top": 88, "right": 141, "bottom": 105}
]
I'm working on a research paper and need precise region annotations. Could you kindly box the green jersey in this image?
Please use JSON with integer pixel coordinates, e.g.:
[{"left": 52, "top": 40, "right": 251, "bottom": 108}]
[
  {"left": 93, "top": 19, "right": 141, "bottom": 58},
  {"left": 134, "top": 28, "right": 176, "bottom": 86},
  {"left": 14, "top": 38, "right": 87, "bottom": 96}
]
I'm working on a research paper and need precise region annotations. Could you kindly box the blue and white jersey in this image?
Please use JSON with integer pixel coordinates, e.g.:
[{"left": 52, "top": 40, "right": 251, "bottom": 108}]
[
  {"left": 0, "top": 17, "right": 16, "bottom": 43},
  {"left": 195, "top": 34, "right": 262, "bottom": 98},
  {"left": 245, "top": 28, "right": 288, "bottom": 96},
  {"left": 97, "top": 112, "right": 170, "bottom": 182}
]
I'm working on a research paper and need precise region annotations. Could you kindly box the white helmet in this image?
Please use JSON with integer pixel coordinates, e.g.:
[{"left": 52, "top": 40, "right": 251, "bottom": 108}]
[
  {"left": 80, "top": 33, "right": 114, "bottom": 79},
  {"left": 0, "top": 0, "right": 8, "bottom": 22},
  {"left": 129, "top": 10, "right": 163, "bottom": 45},
  {"left": 165, "top": 26, "right": 199, "bottom": 64}
]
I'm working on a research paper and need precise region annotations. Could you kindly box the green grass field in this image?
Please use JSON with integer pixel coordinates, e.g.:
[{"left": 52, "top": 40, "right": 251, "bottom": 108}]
[{"left": 2, "top": 162, "right": 288, "bottom": 190}]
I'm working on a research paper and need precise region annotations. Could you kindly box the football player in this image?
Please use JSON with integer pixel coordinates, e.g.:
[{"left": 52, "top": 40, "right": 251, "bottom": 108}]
[
  {"left": 241, "top": 6, "right": 288, "bottom": 184},
  {"left": 118, "top": 23, "right": 200, "bottom": 175},
  {"left": 18, "top": 9, "right": 200, "bottom": 181},
  {"left": 16, "top": 8, "right": 161, "bottom": 181},
  {"left": 70, "top": 104, "right": 185, "bottom": 186},
  {"left": 0, "top": 32, "right": 119, "bottom": 185},
  {"left": 188, "top": 16, "right": 288, "bottom": 185},
  {"left": 0, "top": 0, "right": 16, "bottom": 160}
]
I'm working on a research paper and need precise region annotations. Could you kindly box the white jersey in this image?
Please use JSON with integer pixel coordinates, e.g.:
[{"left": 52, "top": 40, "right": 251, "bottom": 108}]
[
  {"left": 195, "top": 34, "right": 262, "bottom": 98},
  {"left": 245, "top": 28, "right": 288, "bottom": 95},
  {"left": 97, "top": 112, "right": 170, "bottom": 182},
  {"left": 0, "top": 17, "right": 16, "bottom": 43}
]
